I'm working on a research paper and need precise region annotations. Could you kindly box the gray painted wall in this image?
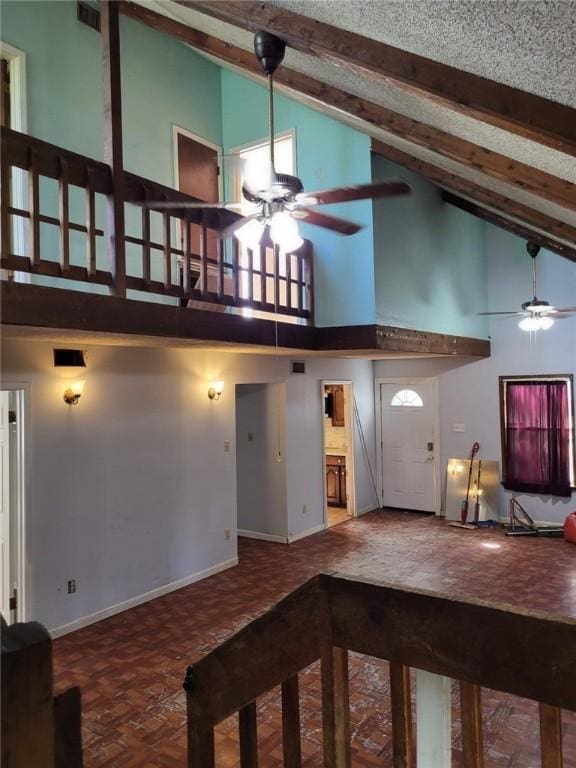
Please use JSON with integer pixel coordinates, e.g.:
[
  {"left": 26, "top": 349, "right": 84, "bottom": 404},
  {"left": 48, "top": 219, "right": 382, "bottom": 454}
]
[
  {"left": 235, "top": 383, "right": 287, "bottom": 538},
  {"left": 375, "top": 226, "right": 576, "bottom": 524},
  {"left": 1, "top": 340, "right": 375, "bottom": 632}
]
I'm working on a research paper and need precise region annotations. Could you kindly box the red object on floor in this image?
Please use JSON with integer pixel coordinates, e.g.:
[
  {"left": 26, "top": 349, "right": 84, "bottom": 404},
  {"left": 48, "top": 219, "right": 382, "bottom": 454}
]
[{"left": 564, "top": 511, "right": 576, "bottom": 543}]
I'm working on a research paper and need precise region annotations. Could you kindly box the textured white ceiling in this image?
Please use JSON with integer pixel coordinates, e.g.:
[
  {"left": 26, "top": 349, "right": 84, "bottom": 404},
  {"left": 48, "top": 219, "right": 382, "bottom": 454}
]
[
  {"left": 267, "top": 1, "right": 576, "bottom": 108},
  {"left": 137, "top": 0, "right": 576, "bottom": 239}
]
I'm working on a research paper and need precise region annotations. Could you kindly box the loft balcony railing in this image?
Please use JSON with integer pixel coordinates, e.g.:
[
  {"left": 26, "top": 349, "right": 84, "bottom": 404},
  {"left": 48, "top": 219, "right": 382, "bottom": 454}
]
[
  {"left": 0, "top": 128, "right": 314, "bottom": 324},
  {"left": 184, "top": 573, "right": 576, "bottom": 767}
]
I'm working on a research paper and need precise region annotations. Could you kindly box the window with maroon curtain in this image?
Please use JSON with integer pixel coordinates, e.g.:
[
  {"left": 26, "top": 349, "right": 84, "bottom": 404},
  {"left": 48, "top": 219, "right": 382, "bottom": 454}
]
[{"left": 501, "top": 377, "right": 573, "bottom": 497}]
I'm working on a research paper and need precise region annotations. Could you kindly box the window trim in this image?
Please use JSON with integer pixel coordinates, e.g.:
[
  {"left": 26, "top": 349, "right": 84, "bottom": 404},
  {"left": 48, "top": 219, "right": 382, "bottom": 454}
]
[{"left": 499, "top": 373, "right": 576, "bottom": 491}]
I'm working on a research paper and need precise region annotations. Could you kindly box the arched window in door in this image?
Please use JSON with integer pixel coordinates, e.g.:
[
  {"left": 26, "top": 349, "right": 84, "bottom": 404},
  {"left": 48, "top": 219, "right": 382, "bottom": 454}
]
[{"left": 390, "top": 389, "right": 424, "bottom": 407}]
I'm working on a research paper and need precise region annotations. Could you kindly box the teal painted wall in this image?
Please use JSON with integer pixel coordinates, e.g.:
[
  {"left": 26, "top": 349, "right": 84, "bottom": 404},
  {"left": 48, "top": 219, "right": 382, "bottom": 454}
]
[
  {"left": 1, "top": 1, "right": 222, "bottom": 296},
  {"left": 220, "top": 70, "right": 375, "bottom": 327},
  {"left": 372, "top": 155, "right": 489, "bottom": 338}
]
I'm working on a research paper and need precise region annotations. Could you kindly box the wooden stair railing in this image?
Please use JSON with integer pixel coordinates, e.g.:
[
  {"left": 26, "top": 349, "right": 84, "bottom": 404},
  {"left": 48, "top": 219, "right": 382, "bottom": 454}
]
[
  {"left": 184, "top": 573, "right": 576, "bottom": 767},
  {"left": 1, "top": 127, "right": 314, "bottom": 323},
  {"left": 1, "top": 618, "right": 83, "bottom": 768}
]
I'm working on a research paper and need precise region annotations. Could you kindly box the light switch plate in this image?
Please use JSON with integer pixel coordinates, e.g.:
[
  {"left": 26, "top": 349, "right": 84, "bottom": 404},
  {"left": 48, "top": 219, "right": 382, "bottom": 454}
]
[
  {"left": 453, "top": 423, "right": 466, "bottom": 433},
  {"left": 224, "top": 440, "right": 230, "bottom": 452}
]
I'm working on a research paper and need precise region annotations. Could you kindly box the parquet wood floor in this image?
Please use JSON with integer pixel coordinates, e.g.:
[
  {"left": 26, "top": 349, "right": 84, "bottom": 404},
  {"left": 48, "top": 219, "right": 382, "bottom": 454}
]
[{"left": 53, "top": 509, "right": 576, "bottom": 767}]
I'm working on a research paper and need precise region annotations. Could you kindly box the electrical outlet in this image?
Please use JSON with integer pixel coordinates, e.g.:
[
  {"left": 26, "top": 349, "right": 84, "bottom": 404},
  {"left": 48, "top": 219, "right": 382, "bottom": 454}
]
[
  {"left": 224, "top": 529, "right": 231, "bottom": 541},
  {"left": 224, "top": 440, "right": 230, "bottom": 453},
  {"left": 453, "top": 423, "right": 466, "bottom": 433},
  {"left": 67, "top": 580, "right": 76, "bottom": 594}
]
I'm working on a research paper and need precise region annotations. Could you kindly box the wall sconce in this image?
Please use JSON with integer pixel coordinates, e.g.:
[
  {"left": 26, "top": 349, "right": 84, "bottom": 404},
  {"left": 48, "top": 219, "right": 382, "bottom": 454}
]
[
  {"left": 208, "top": 381, "right": 224, "bottom": 401},
  {"left": 63, "top": 380, "right": 85, "bottom": 406}
]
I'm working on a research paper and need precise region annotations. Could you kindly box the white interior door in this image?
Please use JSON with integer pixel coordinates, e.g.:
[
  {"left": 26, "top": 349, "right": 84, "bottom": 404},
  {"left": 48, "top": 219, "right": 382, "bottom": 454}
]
[
  {"left": 380, "top": 382, "right": 438, "bottom": 512},
  {"left": 0, "top": 392, "right": 11, "bottom": 619}
]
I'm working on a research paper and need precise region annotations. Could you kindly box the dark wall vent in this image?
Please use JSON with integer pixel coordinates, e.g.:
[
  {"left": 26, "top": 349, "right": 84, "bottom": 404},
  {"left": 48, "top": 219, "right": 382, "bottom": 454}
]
[
  {"left": 54, "top": 349, "right": 87, "bottom": 367},
  {"left": 77, "top": 2, "right": 101, "bottom": 32},
  {"left": 291, "top": 361, "right": 306, "bottom": 374}
]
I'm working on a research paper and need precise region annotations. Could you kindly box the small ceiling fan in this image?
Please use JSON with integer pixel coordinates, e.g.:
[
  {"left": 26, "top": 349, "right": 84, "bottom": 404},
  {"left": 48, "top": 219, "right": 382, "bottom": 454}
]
[
  {"left": 147, "top": 31, "right": 411, "bottom": 252},
  {"left": 478, "top": 241, "right": 576, "bottom": 331}
]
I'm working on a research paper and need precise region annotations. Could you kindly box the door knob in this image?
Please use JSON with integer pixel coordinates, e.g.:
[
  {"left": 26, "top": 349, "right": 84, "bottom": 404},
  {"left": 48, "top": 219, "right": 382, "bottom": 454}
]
[{"left": 426, "top": 455, "right": 435, "bottom": 462}]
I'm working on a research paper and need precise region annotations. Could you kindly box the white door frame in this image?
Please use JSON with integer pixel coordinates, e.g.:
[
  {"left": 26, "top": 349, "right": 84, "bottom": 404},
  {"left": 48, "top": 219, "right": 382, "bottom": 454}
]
[
  {"left": 320, "top": 380, "right": 357, "bottom": 523},
  {"left": 375, "top": 377, "right": 441, "bottom": 515},
  {"left": 0, "top": 41, "right": 28, "bottom": 269},
  {"left": 1, "top": 383, "right": 30, "bottom": 622}
]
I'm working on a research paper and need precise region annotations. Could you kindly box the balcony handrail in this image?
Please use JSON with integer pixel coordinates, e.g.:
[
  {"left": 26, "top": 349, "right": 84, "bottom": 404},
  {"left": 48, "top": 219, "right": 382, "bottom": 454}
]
[
  {"left": 184, "top": 572, "right": 576, "bottom": 767},
  {"left": 1, "top": 127, "right": 314, "bottom": 323}
]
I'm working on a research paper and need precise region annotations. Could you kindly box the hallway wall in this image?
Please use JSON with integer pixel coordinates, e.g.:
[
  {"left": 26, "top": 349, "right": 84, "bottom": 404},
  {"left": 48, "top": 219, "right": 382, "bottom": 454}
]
[{"left": 1, "top": 339, "right": 376, "bottom": 633}]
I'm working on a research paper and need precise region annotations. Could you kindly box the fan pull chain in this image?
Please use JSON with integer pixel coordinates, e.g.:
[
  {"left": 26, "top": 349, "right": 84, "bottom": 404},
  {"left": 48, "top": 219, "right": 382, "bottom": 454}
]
[{"left": 268, "top": 73, "right": 275, "bottom": 172}]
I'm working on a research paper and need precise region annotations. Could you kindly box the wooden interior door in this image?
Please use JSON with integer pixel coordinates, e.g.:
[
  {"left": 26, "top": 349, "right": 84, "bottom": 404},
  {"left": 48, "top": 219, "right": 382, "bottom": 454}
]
[
  {"left": 176, "top": 131, "right": 220, "bottom": 275},
  {"left": 0, "top": 59, "right": 10, "bottom": 129}
]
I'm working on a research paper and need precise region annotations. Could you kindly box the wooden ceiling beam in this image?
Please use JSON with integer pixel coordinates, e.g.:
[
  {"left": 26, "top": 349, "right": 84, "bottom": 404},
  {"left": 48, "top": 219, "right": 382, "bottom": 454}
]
[
  {"left": 372, "top": 139, "right": 576, "bottom": 256},
  {"left": 440, "top": 191, "right": 576, "bottom": 264},
  {"left": 120, "top": 2, "right": 576, "bottom": 213},
  {"left": 180, "top": 0, "right": 576, "bottom": 157}
]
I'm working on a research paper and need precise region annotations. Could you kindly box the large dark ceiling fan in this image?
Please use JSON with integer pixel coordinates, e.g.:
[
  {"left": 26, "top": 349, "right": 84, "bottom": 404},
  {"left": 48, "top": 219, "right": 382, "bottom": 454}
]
[
  {"left": 478, "top": 241, "right": 576, "bottom": 331},
  {"left": 148, "top": 31, "right": 411, "bottom": 252}
]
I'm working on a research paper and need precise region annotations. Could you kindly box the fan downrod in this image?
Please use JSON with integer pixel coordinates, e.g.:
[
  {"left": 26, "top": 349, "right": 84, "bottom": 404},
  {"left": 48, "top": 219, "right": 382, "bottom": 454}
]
[{"left": 254, "top": 31, "right": 286, "bottom": 75}]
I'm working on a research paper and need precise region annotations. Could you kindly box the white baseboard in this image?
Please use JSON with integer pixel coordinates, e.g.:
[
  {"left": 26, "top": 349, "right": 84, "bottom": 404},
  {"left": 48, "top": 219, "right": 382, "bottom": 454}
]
[
  {"left": 50, "top": 557, "right": 239, "bottom": 639},
  {"left": 356, "top": 505, "right": 378, "bottom": 517},
  {"left": 287, "top": 523, "right": 326, "bottom": 543},
  {"left": 238, "top": 529, "right": 288, "bottom": 544}
]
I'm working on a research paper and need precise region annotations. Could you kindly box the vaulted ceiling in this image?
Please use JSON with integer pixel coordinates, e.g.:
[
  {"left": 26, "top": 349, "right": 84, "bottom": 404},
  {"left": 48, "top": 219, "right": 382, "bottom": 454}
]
[{"left": 125, "top": 0, "right": 576, "bottom": 261}]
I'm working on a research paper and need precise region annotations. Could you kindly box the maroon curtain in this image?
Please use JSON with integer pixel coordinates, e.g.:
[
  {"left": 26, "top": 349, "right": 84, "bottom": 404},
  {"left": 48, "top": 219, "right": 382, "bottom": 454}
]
[{"left": 504, "top": 380, "right": 571, "bottom": 497}]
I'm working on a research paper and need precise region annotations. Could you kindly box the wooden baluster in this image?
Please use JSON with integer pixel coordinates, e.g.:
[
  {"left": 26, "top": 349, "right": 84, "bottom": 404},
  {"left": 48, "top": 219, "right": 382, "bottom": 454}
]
[
  {"left": 182, "top": 215, "right": 192, "bottom": 296},
  {"left": 239, "top": 701, "right": 259, "bottom": 768},
  {"left": 282, "top": 676, "right": 302, "bottom": 768},
  {"left": 232, "top": 237, "right": 240, "bottom": 302},
  {"left": 217, "top": 237, "right": 224, "bottom": 300},
  {"left": 390, "top": 663, "right": 415, "bottom": 768},
  {"left": 163, "top": 210, "right": 171, "bottom": 290},
  {"left": 58, "top": 158, "right": 70, "bottom": 272},
  {"left": 539, "top": 703, "right": 563, "bottom": 768},
  {"left": 321, "top": 645, "right": 351, "bottom": 768},
  {"left": 86, "top": 168, "right": 96, "bottom": 277},
  {"left": 248, "top": 247, "right": 254, "bottom": 304},
  {"left": 28, "top": 150, "right": 40, "bottom": 267},
  {"left": 274, "top": 244, "right": 280, "bottom": 310},
  {"left": 0, "top": 133, "right": 11, "bottom": 261},
  {"left": 261, "top": 242, "right": 267, "bottom": 307},
  {"left": 460, "top": 682, "right": 484, "bottom": 768},
  {"left": 200, "top": 221, "right": 208, "bottom": 296},
  {"left": 187, "top": 720, "right": 215, "bottom": 768},
  {"left": 305, "top": 242, "right": 314, "bottom": 321},
  {"left": 141, "top": 207, "right": 150, "bottom": 285},
  {"left": 286, "top": 249, "right": 292, "bottom": 309},
  {"left": 297, "top": 251, "right": 303, "bottom": 313},
  {"left": 320, "top": 588, "right": 351, "bottom": 768}
]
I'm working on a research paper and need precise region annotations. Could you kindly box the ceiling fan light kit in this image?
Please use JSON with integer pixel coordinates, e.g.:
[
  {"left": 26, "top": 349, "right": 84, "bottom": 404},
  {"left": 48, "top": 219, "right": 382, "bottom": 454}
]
[
  {"left": 478, "top": 241, "right": 575, "bottom": 332},
  {"left": 144, "top": 31, "right": 411, "bottom": 251}
]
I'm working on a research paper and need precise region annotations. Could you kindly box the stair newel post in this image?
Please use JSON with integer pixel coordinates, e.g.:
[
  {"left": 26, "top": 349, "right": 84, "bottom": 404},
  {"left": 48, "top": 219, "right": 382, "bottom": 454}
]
[
  {"left": 184, "top": 666, "right": 215, "bottom": 768},
  {"left": 319, "top": 580, "right": 351, "bottom": 768}
]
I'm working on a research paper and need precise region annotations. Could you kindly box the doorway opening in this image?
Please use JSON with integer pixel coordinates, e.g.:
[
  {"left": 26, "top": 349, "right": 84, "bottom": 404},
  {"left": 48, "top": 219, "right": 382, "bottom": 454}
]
[
  {"left": 322, "top": 382, "right": 356, "bottom": 528},
  {"left": 0, "top": 388, "right": 27, "bottom": 624},
  {"left": 173, "top": 125, "right": 223, "bottom": 306},
  {"left": 376, "top": 378, "right": 440, "bottom": 514}
]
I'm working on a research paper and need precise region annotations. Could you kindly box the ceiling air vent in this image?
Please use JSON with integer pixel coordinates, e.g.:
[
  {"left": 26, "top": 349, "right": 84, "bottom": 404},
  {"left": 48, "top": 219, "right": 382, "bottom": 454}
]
[
  {"left": 54, "top": 348, "right": 87, "bottom": 367},
  {"left": 291, "top": 361, "right": 306, "bottom": 375},
  {"left": 77, "top": 2, "right": 101, "bottom": 32}
]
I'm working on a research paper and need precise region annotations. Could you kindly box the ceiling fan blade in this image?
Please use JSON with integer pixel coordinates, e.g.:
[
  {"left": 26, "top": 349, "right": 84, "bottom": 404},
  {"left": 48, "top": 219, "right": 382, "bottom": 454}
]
[
  {"left": 551, "top": 307, "right": 576, "bottom": 313},
  {"left": 292, "top": 208, "right": 361, "bottom": 235},
  {"left": 296, "top": 179, "right": 411, "bottom": 206},
  {"left": 221, "top": 213, "right": 260, "bottom": 239},
  {"left": 477, "top": 311, "right": 525, "bottom": 316},
  {"left": 144, "top": 201, "right": 242, "bottom": 210}
]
